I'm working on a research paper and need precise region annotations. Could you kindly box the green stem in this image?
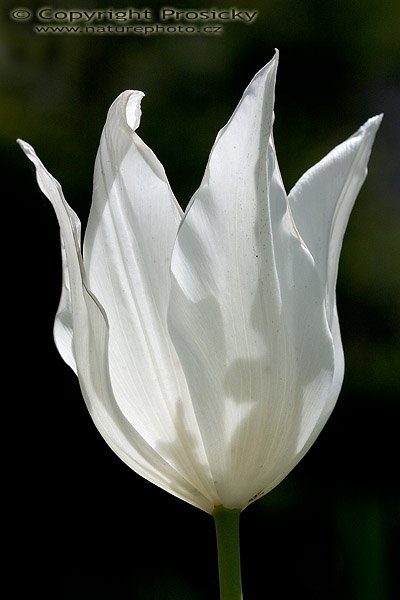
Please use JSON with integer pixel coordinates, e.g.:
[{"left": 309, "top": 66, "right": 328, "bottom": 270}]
[{"left": 213, "top": 506, "right": 242, "bottom": 600}]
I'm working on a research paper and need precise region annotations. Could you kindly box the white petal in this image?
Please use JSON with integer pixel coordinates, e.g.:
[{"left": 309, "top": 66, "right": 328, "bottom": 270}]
[
  {"left": 53, "top": 217, "right": 80, "bottom": 373},
  {"left": 82, "top": 92, "right": 217, "bottom": 507},
  {"left": 19, "top": 139, "right": 215, "bottom": 513},
  {"left": 168, "top": 52, "right": 336, "bottom": 509},
  {"left": 288, "top": 115, "right": 383, "bottom": 324}
]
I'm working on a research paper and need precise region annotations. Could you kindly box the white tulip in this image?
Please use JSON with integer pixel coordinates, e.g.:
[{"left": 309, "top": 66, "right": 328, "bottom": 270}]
[{"left": 19, "top": 51, "right": 381, "bottom": 517}]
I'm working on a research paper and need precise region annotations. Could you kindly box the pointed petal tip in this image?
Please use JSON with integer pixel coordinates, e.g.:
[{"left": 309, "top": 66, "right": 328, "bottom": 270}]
[
  {"left": 263, "top": 48, "right": 279, "bottom": 73},
  {"left": 248, "top": 49, "right": 279, "bottom": 96},
  {"left": 350, "top": 113, "right": 383, "bottom": 149},
  {"left": 17, "top": 138, "right": 45, "bottom": 170},
  {"left": 366, "top": 113, "right": 383, "bottom": 128},
  {"left": 125, "top": 90, "right": 145, "bottom": 132},
  {"left": 359, "top": 113, "right": 383, "bottom": 137},
  {"left": 17, "top": 138, "right": 32, "bottom": 154},
  {"left": 270, "top": 48, "right": 279, "bottom": 72}
]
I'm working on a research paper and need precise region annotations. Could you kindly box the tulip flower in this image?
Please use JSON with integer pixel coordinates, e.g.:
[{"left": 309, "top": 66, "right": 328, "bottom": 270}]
[{"left": 19, "top": 51, "right": 381, "bottom": 599}]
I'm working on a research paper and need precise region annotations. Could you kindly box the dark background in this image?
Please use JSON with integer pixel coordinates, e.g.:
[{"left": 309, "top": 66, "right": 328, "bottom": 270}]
[{"left": 2, "top": 0, "right": 399, "bottom": 598}]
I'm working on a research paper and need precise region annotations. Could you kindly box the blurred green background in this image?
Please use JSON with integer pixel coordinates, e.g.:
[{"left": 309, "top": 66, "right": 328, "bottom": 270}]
[{"left": 3, "top": 0, "right": 399, "bottom": 598}]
